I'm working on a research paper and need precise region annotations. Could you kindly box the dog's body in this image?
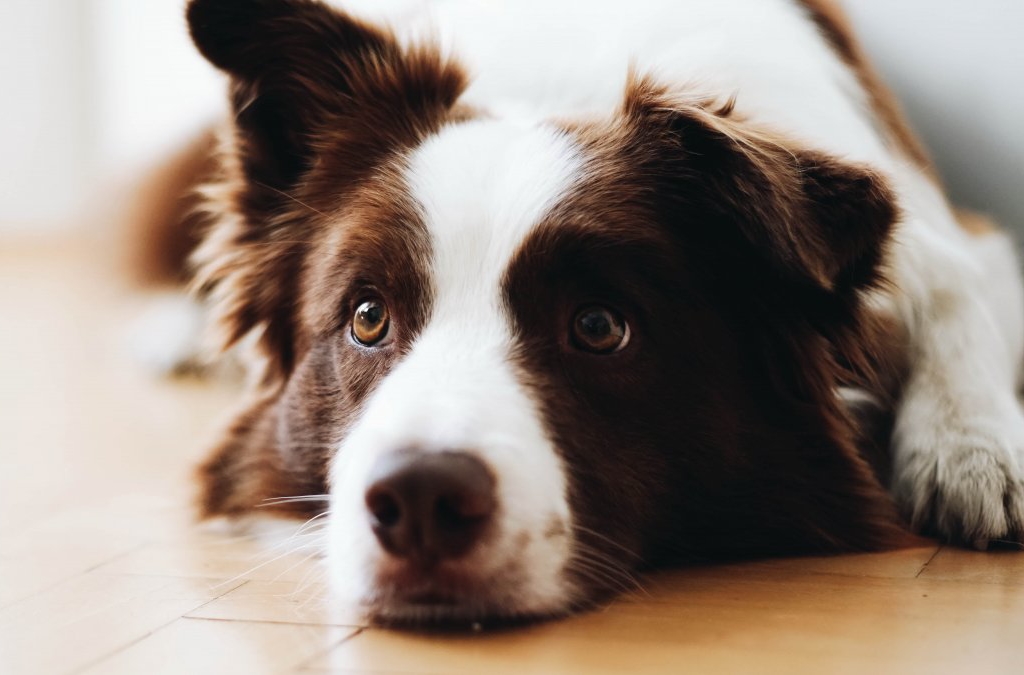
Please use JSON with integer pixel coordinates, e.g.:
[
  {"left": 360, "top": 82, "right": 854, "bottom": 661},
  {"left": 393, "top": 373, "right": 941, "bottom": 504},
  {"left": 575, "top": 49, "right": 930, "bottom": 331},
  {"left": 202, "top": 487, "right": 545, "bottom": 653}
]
[{"left": 164, "top": 0, "right": 1024, "bottom": 622}]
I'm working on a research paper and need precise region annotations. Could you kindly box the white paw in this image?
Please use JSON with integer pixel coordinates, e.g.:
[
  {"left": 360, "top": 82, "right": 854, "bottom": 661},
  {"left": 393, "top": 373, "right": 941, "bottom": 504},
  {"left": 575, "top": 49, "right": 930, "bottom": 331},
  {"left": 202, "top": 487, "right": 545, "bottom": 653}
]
[{"left": 893, "top": 421, "right": 1024, "bottom": 548}]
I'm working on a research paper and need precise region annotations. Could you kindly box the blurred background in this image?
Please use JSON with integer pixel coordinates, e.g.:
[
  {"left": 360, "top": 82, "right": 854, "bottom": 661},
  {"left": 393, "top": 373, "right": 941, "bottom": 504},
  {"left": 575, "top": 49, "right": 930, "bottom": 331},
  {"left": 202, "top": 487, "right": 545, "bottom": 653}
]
[
  {"left": 0, "top": 0, "right": 1022, "bottom": 235},
  {"left": 0, "top": 0, "right": 222, "bottom": 233}
]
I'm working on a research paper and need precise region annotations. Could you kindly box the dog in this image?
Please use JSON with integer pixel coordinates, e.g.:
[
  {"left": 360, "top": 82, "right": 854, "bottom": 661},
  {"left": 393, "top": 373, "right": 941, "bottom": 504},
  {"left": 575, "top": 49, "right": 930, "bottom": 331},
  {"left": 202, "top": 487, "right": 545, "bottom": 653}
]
[{"left": 157, "top": 0, "right": 1024, "bottom": 623}]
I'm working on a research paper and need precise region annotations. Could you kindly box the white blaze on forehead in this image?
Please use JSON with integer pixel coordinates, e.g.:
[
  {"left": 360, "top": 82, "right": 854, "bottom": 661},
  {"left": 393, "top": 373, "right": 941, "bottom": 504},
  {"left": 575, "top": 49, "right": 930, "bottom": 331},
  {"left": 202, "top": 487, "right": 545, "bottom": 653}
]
[
  {"left": 393, "top": 119, "right": 584, "bottom": 453},
  {"left": 408, "top": 118, "right": 583, "bottom": 321},
  {"left": 328, "top": 118, "right": 586, "bottom": 616}
]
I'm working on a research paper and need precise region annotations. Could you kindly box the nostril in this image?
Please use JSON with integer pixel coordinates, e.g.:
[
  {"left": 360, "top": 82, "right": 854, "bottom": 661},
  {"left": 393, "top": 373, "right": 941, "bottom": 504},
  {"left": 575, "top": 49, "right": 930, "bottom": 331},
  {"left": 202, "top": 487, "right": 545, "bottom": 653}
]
[
  {"left": 434, "top": 495, "right": 462, "bottom": 531},
  {"left": 366, "top": 489, "right": 401, "bottom": 528},
  {"left": 434, "top": 493, "right": 485, "bottom": 532}
]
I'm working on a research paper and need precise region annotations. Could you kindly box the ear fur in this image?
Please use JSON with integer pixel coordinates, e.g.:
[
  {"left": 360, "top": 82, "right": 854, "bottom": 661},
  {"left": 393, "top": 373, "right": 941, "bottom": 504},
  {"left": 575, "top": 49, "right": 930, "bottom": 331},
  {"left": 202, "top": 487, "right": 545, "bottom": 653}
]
[
  {"left": 187, "top": 0, "right": 465, "bottom": 193},
  {"left": 625, "top": 81, "right": 898, "bottom": 295}
]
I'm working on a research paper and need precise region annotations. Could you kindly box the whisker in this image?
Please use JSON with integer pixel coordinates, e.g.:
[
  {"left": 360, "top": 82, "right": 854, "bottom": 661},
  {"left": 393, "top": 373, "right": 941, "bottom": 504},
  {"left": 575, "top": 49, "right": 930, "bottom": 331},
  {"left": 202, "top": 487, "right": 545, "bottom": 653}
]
[
  {"left": 212, "top": 511, "right": 332, "bottom": 589},
  {"left": 293, "top": 512, "right": 331, "bottom": 537},
  {"left": 564, "top": 560, "right": 638, "bottom": 597},
  {"left": 571, "top": 524, "right": 643, "bottom": 561},
  {"left": 253, "top": 180, "right": 329, "bottom": 217},
  {"left": 270, "top": 539, "right": 328, "bottom": 585},
  {"left": 568, "top": 549, "right": 638, "bottom": 586},
  {"left": 213, "top": 544, "right": 312, "bottom": 590},
  {"left": 567, "top": 543, "right": 650, "bottom": 598},
  {"left": 229, "top": 239, "right": 323, "bottom": 248},
  {"left": 259, "top": 494, "right": 332, "bottom": 507},
  {"left": 290, "top": 560, "right": 331, "bottom": 603},
  {"left": 262, "top": 511, "right": 330, "bottom": 553}
]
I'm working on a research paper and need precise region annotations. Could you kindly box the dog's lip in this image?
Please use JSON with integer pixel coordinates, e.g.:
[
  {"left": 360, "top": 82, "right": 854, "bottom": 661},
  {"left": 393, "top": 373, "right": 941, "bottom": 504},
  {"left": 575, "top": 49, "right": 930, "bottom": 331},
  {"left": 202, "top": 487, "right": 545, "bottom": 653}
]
[
  {"left": 365, "top": 562, "right": 523, "bottom": 624},
  {"left": 400, "top": 589, "right": 461, "bottom": 605},
  {"left": 373, "top": 564, "right": 481, "bottom": 603},
  {"left": 362, "top": 586, "right": 489, "bottom": 626},
  {"left": 363, "top": 591, "right": 552, "bottom": 629},
  {"left": 375, "top": 551, "right": 486, "bottom": 586}
]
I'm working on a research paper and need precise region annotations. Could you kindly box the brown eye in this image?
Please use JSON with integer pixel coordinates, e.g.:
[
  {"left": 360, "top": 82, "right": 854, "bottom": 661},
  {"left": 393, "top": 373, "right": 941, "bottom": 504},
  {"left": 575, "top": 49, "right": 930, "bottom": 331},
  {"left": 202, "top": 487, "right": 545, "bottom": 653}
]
[
  {"left": 571, "top": 306, "right": 630, "bottom": 354},
  {"left": 352, "top": 299, "right": 390, "bottom": 346}
]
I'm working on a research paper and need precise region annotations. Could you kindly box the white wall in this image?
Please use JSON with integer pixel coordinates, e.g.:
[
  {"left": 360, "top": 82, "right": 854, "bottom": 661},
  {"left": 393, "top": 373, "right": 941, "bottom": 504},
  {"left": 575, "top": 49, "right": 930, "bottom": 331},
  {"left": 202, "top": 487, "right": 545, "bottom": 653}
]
[
  {"left": 91, "top": 0, "right": 223, "bottom": 173},
  {"left": 842, "top": 0, "right": 1024, "bottom": 231},
  {"left": 0, "top": 0, "right": 92, "bottom": 228},
  {"left": 0, "top": 0, "right": 222, "bottom": 231}
]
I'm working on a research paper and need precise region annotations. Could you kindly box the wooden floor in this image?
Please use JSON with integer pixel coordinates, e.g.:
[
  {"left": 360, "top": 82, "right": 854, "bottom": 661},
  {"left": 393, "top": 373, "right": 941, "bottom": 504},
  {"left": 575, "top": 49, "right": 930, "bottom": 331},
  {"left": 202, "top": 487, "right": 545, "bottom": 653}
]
[{"left": 2, "top": 238, "right": 1023, "bottom": 675}]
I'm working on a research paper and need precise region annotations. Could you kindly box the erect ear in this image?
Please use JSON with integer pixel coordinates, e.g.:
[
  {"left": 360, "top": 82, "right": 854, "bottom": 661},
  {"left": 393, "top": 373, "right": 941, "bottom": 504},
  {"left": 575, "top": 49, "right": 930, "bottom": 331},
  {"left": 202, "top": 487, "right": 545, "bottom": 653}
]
[
  {"left": 187, "top": 0, "right": 466, "bottom": 197},
  {"left": 627, "top": 85, "right": 898, "bottom": 294}
]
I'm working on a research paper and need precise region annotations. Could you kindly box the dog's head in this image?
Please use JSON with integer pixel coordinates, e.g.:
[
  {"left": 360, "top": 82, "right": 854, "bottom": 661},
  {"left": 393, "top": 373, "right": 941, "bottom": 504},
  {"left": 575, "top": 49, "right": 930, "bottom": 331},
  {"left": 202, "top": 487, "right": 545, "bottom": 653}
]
[{"left": 188, "top": 0, "right": 908, "bottom": 623}]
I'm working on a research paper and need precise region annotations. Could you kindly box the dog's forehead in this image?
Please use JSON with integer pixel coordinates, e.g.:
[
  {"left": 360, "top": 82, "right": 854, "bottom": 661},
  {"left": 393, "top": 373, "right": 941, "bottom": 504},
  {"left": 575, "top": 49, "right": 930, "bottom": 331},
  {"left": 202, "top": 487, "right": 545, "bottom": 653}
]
[{"left": 402, "top": 118, "right": 584, "bottom": 310}]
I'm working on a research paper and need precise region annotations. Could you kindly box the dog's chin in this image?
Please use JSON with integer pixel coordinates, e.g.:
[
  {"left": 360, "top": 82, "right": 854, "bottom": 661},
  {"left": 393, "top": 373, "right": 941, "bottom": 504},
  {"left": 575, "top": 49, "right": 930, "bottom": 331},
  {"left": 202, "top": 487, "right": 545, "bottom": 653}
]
[
  {"left": 357, "top": 564, "right": 577, "bottom": 628},
  {"left": 364, "top": 595, "right": 562, "bottom": 629}
]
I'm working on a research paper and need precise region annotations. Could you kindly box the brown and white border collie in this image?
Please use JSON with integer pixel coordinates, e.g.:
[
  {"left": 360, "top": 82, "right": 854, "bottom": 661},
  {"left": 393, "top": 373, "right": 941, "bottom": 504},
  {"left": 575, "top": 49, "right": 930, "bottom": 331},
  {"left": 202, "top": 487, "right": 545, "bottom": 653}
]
[{"left": 148, "top": 0, "right": 1024, "bottom": 622}]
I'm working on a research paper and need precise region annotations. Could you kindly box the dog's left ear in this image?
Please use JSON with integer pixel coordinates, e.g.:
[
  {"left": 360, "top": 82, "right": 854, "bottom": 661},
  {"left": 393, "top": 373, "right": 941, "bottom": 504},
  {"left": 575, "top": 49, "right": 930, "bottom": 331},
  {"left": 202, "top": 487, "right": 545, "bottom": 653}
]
[{"left": 626, "top": 84, "right": 898, "bottom": 295}]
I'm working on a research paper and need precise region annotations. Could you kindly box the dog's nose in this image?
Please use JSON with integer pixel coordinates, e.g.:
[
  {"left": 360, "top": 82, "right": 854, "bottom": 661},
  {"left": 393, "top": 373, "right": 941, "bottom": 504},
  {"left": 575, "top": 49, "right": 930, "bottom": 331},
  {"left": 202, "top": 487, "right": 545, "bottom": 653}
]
[{"left": 364, "top": 450, "right": 496, "bottom": 565}]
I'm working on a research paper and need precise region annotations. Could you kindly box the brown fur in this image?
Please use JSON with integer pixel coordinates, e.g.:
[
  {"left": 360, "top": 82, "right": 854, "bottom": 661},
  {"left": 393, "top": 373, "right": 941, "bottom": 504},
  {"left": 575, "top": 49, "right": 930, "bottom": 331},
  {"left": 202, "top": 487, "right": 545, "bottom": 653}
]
[{"left": 198, "top": 390, "right": 314, "bottom": 519}]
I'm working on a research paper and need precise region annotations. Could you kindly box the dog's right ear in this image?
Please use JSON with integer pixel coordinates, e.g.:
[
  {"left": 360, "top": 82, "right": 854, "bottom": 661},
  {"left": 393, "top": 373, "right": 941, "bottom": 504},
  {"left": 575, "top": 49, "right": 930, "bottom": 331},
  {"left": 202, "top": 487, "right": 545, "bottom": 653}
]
[{"left": 187, "top": 0, "right": 466, "bottom": 195}]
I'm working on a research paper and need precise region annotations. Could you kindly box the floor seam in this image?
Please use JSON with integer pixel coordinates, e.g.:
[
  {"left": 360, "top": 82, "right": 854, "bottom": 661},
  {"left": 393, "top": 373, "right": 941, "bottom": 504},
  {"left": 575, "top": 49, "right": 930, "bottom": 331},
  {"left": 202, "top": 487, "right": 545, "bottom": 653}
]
[
  {"left": 181, "top": 614, "right": 368, "bottom": 630},
  {"left": 292, "top": 626, "right": 367, "bottom": 673},
  {"left": 65, "top": 578, "right": 252, "bottom": 675},
  {"left": 915, "top": 546, "right": 943, "bottom": 578}
]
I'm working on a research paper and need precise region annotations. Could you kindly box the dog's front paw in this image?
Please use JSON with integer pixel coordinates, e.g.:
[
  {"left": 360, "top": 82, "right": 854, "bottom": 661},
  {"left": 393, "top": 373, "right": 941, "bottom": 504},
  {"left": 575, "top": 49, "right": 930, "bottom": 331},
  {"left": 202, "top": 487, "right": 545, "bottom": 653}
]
[{"left": 893, "top": 426, "right": 1024, "bottom": 548}]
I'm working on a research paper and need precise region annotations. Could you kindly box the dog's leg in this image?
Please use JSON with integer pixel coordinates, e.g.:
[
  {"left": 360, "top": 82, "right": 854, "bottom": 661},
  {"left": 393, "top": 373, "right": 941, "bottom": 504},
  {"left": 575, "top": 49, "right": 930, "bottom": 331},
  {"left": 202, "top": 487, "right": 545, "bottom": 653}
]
[{"left": 891, "top": 207, "right": 1024, "bottom": 547}]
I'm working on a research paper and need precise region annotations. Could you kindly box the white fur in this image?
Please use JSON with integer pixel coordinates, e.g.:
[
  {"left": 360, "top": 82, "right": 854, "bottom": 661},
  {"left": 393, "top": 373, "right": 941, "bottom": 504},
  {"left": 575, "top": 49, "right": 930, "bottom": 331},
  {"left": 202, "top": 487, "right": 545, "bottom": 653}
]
[
  {"left": 890, "top": 220, "right": 1024, "bottom": 546},
  {"left": 339, "top": 0, "right": 887, "bottom": 163},
  {"left": 328, "top": 120, "right": 585, "bottom": 616}
]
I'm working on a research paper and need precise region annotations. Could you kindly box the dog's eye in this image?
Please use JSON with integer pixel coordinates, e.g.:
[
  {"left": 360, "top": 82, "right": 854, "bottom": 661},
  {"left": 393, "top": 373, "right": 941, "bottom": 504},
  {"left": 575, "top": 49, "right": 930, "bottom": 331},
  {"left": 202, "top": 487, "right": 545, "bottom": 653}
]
[
  {"left": 352, "top": 299, "right": 390, "bottom": 346},
  {"left": 571, "top": 306, "right": 630, "bottom": 354}
]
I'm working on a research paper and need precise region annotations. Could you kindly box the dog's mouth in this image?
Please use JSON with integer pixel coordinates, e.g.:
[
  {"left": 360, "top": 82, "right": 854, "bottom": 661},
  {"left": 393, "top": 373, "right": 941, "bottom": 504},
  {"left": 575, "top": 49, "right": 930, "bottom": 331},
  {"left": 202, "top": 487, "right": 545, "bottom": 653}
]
[
  {"left": 328, "top": 444, "right": 586, "bottom": 626},
  {"left": 365, "top": 594, "right": 498, "bottom": 627},
  {"left": 362, "top": 561, "right": 524, "bottom": 626},
  {"left": 363, "top": 561, "right": 548, "bottom": 626},
  {"left": 363, "top": 591, "right": 563, "bottom": 629}
]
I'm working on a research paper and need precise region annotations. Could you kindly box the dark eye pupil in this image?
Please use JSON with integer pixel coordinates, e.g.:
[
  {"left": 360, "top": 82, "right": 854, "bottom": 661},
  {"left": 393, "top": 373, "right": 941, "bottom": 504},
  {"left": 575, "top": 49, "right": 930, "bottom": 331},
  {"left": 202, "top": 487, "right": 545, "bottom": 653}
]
[
  {"left": 571, "top": 305, "right": 629, "bottom": 354},
  {"left": 352, "top": 299, "right": 390, "bottom": 346},
  {"left": 359, "top": 303, "right": 383, "bottom": 325},
  {"left": 580, "top": 312, "right": 611, "bottom": 337}
]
